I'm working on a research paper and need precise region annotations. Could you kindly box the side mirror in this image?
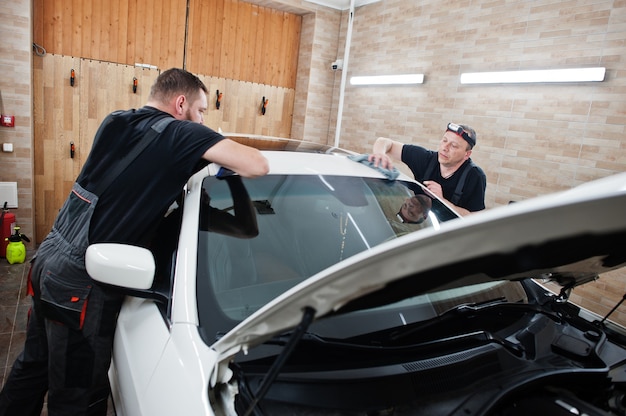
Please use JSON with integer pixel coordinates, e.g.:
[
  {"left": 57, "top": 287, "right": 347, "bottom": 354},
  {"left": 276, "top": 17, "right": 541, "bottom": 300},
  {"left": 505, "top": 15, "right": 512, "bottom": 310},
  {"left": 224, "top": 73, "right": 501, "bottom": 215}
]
[{"left": 86, "top": 243, "right": 156, "bottom": 290}]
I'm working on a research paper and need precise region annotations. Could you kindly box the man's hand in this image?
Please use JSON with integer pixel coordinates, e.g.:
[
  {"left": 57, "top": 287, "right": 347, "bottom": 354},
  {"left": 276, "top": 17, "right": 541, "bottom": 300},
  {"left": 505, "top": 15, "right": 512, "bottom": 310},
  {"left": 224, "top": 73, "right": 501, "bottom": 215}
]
[
  {"left": 370, "top": 136, "right": 403, "bottom": 170},
  {"left": 368, "top": 153, "right": 394, "bottom": 170},
  {"left": 423, "top": 180, "right": 443, "bottom": 199},
  {"left": 423, "top": 180, "right": 473, "bottom": 217}
]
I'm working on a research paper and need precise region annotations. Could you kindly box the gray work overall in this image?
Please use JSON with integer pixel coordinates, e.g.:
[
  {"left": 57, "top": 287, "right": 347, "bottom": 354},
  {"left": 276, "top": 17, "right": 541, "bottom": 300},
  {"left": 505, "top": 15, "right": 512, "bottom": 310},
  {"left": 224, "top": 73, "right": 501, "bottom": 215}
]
[
  {"left": 0, "top": 182, "right": 123, "bottom": 416},
  {"left": 0, "top": 114, "right": 174, "bottom": 416}
]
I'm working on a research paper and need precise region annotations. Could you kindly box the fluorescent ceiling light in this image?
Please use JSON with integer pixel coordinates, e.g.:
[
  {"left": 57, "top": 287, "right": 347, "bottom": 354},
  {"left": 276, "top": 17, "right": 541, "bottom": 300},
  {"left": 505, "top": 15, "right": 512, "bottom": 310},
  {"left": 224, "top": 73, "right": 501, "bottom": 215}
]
[
  {"left": 350, "top": 74, "right": 424, "bottom": 86},
  {"left": 305, "top": 0, "right": 382, "bottom": 11},
  {"left": 460, "top": 67, "right": 606, "bottom": 84}
]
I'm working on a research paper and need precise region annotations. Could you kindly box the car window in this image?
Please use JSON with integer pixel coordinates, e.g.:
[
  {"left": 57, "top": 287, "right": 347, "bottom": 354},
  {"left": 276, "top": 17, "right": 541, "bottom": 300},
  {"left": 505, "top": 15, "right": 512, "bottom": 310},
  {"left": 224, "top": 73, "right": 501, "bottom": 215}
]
[{"left": 196, "top": 175, "right": 460, "bottom": 342}]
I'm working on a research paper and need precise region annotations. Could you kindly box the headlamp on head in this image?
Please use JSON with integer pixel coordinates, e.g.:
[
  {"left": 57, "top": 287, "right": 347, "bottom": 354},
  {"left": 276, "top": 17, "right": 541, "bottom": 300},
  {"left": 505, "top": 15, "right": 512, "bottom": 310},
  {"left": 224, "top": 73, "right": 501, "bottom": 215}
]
[{"left": 447, "top": 122, "right": 475, "bottom": 148}]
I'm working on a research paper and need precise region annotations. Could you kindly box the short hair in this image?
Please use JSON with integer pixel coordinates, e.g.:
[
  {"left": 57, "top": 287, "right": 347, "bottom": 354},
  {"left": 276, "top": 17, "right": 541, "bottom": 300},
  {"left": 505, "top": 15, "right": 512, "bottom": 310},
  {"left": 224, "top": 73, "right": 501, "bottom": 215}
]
[
  {"left": 459, "top": 124, "right": 477, "bottom": 150},
  {"left": 148, "top": 68, "right": 208, "bottom": 105}
]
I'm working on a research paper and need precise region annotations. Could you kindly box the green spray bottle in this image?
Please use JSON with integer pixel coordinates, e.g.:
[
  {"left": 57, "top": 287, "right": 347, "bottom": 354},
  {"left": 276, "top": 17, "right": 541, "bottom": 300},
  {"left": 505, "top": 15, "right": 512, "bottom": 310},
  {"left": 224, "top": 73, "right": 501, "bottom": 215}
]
[{"left": 5, "top": 226, "right": 30, "bottom": 265}]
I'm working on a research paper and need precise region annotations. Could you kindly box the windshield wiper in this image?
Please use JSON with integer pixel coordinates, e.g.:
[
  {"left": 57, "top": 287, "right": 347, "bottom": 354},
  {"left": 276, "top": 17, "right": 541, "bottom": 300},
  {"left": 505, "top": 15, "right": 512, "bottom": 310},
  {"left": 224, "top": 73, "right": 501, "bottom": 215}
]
[
  {"left": 390, "top": 329, "right": 527, "bottom": 358},
  {"left": 388, "top": 297, "right": 506, "bottom": 342},
  {"left": 390, "top": 297, "right": 561, "bottom": 344}
]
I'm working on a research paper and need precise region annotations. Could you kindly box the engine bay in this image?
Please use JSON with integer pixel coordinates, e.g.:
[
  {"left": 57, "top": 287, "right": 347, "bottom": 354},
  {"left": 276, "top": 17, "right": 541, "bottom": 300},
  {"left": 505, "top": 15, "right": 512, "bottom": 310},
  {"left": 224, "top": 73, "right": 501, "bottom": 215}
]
[{"left": 234, "top": 283, "right": 626, "bottom": 415}]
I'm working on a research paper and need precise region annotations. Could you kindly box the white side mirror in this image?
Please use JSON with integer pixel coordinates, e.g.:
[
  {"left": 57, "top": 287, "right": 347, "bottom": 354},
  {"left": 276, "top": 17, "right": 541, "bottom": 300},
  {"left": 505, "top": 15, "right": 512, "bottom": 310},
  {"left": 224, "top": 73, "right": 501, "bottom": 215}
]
[{"left": 86, "top": 243, "right": 156, "bottom": 290}]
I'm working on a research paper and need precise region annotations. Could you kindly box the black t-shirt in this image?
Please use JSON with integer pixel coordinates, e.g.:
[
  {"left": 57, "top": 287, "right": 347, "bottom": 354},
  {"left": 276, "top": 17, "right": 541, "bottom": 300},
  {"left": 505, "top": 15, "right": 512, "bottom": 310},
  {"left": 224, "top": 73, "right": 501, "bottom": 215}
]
[
  {"left": 76, "top": 106, "right": 224, "bottom": 244},
  {"left": 401, "top": 144, "right": 486, "bottom": 212}
]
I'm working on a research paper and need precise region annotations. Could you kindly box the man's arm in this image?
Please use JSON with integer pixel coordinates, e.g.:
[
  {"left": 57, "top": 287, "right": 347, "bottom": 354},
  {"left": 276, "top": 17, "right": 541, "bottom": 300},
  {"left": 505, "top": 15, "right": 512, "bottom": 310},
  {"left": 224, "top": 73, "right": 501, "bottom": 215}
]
[
  {"left": 369, "top": 137, "right": 405, "bottom": 169},
  {"left": 202, "top": 139, "right": 269, "bottom": 178},
  {"left": 424, "top": 168, "right": 485, "bottom": 217},
  {"left": 421, "top": 180, "right": 470, "bottom": 217}
]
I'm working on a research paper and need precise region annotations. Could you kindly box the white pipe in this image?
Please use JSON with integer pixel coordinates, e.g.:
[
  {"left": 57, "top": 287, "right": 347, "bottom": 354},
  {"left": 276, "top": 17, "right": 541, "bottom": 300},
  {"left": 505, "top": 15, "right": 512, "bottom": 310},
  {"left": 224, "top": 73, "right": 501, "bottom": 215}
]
[{"left": 333, "top": 0, "right": 355, "bottom": 148}]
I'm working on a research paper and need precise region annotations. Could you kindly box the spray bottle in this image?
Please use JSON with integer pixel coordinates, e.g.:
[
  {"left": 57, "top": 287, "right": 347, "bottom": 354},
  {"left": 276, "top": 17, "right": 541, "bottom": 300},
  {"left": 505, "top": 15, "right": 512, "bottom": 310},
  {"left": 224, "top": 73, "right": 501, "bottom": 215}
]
[{"left": 5, "top": 226, "right": 30, "bottom": 265}]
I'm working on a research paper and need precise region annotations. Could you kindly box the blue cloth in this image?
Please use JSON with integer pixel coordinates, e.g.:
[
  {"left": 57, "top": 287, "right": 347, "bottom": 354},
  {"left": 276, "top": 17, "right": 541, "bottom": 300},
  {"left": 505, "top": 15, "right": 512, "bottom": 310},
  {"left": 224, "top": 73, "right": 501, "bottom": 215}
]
[{"left": 348, "top": 154, "right": 400, "bottom": 180}]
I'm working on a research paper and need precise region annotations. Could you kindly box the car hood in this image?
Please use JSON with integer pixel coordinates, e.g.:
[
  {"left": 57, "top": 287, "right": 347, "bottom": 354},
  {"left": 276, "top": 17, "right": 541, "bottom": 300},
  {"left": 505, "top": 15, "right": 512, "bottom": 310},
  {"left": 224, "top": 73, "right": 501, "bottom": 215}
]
[{"left": 211, "top": 173, "right": 626, "bottom": 367}]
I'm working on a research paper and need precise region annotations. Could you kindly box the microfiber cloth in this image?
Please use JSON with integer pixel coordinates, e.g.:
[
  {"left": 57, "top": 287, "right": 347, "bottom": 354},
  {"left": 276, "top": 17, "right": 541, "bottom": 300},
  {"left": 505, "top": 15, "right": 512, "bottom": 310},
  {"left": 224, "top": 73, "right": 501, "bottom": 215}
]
[{"left": 348, "top": 154, "right": 400, "bottom": 180}]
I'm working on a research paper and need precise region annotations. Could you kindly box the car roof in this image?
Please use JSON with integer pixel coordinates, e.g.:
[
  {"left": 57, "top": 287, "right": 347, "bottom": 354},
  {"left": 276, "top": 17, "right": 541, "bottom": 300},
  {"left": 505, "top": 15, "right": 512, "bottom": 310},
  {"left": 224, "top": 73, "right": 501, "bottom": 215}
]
[
  {"left": 209, "top": 136, "right": 420, "bottom": 181},
  {"left": 225, "top": 135, "right": 353, "bottom": 155},
  {"left": 208, "top": 150, "right": 411, "bottom": 178}
]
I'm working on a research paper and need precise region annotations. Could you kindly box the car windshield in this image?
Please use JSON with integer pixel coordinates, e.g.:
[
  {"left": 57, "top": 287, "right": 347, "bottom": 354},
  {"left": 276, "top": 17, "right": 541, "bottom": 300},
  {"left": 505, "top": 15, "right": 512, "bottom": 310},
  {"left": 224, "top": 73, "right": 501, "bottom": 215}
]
[{"left": 196, "top": 174, "right": 461, "bottom": 342}]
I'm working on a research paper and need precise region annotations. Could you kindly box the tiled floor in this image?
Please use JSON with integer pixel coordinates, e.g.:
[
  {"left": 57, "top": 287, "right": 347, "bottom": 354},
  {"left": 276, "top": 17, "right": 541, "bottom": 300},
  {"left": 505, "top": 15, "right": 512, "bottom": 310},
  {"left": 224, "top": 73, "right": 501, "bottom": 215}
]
[
  {"left": 0, "top": 251, "right": 31, "bottom": 391},
  {"left": 0, "top": 251, "right": 115, "bottom": 415}
]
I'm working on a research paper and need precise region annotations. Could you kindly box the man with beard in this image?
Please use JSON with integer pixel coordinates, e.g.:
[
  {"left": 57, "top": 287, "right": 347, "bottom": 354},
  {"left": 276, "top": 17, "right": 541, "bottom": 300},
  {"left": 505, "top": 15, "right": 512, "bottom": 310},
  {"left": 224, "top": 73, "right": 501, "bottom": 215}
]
[{"left": 0, "top": 68, "right": 269, "bottom": 415}]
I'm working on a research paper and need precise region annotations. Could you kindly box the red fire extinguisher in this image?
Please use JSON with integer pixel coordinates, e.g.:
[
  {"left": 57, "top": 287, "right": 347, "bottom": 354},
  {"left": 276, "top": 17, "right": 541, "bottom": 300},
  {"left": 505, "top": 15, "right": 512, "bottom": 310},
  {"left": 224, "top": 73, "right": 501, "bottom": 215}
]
[{"left": 1, "top": 202, "right": 16, "bottom": 258}]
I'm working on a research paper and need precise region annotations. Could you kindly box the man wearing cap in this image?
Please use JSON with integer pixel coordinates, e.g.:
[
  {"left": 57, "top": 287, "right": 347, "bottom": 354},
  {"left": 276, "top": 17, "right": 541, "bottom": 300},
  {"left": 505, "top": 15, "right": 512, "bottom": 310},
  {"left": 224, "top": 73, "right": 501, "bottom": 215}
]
[{"left": 369, "top": 123, "right": 486, "bottom": 216}]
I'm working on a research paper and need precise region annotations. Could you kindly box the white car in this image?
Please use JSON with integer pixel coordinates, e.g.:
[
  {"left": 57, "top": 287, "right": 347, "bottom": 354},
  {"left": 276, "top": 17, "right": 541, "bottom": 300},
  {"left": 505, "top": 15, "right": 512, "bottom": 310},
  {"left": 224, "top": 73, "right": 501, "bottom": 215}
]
[{"left": 86, "top": 138, "right": 626, "bottom": 416}]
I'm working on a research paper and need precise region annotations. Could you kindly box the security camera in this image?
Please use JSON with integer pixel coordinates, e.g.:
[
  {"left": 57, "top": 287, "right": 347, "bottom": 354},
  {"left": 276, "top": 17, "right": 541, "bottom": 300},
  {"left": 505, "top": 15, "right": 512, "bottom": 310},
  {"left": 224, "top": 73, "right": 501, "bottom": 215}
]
[{"left": 331, "top": 59, "right": 343, "bottom": 71}]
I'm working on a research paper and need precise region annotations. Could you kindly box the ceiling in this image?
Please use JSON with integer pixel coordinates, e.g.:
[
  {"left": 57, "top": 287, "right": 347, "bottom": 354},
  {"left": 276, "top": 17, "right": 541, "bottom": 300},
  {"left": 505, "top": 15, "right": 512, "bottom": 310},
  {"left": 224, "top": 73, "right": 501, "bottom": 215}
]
[
  {"left": 305, "top": 0, "right": 382, "bottom": 10},
  {"left": 246, "top": 0, "right": 381, "bottom": 14}
]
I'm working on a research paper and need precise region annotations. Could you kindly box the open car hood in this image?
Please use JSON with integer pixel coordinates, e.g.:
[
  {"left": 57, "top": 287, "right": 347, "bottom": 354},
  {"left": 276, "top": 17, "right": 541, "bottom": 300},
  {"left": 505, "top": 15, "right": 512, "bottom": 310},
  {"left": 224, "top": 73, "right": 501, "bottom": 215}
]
[{"left": 211, "top": 173, "right": 626, "bottom": 363}]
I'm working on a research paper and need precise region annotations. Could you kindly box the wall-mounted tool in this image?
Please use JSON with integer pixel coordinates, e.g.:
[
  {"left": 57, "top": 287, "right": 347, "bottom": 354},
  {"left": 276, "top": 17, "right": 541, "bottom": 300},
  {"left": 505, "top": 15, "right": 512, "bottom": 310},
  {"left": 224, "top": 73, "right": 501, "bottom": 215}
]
[
  {"left": 133, "top": 77, "right": 138, "bottom": 94},
  {"left": 70, "top": 141, "right": 75, "bottom": 158},
  {"left": 261, "top": 96, "right": 268, "bottom": 115},
  {"left": 216, "top": 90, "right": 223, "bottom": 109},
  {"left": 70, "top": 68, "right": 75, "bottom": 87}
]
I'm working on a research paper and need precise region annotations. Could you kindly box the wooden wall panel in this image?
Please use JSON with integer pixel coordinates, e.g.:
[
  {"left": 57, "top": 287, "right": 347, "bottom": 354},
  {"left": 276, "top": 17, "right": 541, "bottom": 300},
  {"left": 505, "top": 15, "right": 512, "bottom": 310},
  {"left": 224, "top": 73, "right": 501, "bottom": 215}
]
[
  {"left": 267, "top": 9, "right": 283, "bottom": 87},
  {"left": 234, "top": 2, "right": 250, "bottom": 81},
  {"left": 33, "top": 54, "right": 81, "bottom": 241},
  {"left": 70, "top": 0, "right": 83, "bottom": 54},
  {"left": 200, "top": 75, "right": 294, "bottom": 138},
  {"left": 201, "top": 0, "right": 221, "bottom": 75},
  {"left": 32, "top": 54, "right": 158, "bottom": 243},
  {"left": 77, "top": 60, "right": 158, "bottom": 168},
  {"left": 33, "top": 0, "right": 301, "bottom": 88},
  {"left": 33, "top": 0, "right": 188, "bottom": 71},
  {"left": 252, "top": 5, "right": 266, "bottom": 83},
  {"left": 284, "top": 11, "right": 300, "bottom": 87},
  {"left": 186, "top": 0, "right": 301, "bottom": 88}
]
